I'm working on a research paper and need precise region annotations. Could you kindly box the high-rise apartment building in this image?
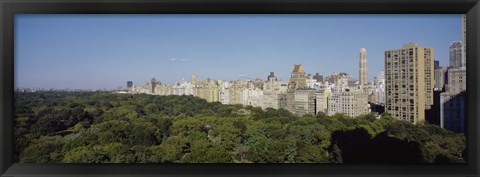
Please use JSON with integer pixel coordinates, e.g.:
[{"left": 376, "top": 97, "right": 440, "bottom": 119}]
[
  {"left": 449, "top": 41, "right": 463, "bottom": 68},
  {"left": 384, "top": 43, "right": 434, "bottom": 124},
  {"left": 359, "top": 48, "right": 368, "bottom": 85}
]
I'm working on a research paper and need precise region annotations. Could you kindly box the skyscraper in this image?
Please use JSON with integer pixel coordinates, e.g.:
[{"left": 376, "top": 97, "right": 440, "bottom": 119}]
[
  {"left": 127, "top": 81, "right": 133, "bottom": 89},
  {"left": 359, "top": 48, "right": 368, "bottom": 85},
  {"left": 384, "top": 43, "right": 434, "bottom": 124},
  {"left": 449, "top": 41, "right": 463, "bottom": 68}
]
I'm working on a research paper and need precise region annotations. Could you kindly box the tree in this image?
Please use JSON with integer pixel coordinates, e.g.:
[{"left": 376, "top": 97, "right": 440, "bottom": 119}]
[
  {"left": 63, "top": 146, "right": 103, "bottom": 163},
  {"left": 158, "top": 136, "right": 188, "bottom": 162},
  {"left": 20, "top": 136, "right": 64, "bottom": 163},
  {"left": 296, "top": 144, "right": 329, "bottom": 163},
  {"left": 183, "top": 140, "right": 233, "bottom": 163}
]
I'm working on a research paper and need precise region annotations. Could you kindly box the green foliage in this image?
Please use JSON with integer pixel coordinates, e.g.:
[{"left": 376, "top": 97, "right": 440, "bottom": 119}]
[
  {"left": 160, "top": 136, "right": 188, "bottom": 162},
  {"left": 14, "top": 91, "right": 467, "bottom": 163},
  {"left": 183, "top": 140, "right": 234, "bottom": 163},
  {"left": 20, "top": 136, "right": 64, "bottom": 163}
]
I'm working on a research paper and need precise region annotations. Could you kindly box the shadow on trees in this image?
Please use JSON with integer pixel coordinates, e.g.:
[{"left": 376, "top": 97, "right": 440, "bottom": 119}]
[{"left": 330, "top": 128, "right": 423, "bottom": 163}]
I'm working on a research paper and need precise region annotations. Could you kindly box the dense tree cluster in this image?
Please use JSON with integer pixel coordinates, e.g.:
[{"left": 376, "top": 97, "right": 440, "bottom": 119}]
[{"left": 14, "top": 91, "right": 466, "bottom": 163}]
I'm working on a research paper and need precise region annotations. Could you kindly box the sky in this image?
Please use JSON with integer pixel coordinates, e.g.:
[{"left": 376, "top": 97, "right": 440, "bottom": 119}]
[{"left": 15, "top": 14, "right": 462, "bottom": 90}]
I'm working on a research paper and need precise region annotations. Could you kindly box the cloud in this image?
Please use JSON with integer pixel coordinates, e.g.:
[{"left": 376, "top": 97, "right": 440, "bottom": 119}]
[{"left": 169, "top": 58, "right": 191, "bottom": 62}]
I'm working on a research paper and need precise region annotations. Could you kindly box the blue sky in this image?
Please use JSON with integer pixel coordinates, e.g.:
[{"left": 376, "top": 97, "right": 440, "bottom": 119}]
[{"left": 15, "top": 14, "right": 461, "bottom": 90}]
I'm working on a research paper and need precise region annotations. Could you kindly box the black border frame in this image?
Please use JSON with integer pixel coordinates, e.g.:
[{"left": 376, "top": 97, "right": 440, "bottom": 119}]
[{"left": 1, "top": 0, "right": 479, "bottom": 176}]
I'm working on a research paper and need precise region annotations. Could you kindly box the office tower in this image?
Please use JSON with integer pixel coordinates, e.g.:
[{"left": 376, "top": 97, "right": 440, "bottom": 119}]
[
  {"left": 127, "top": 81, "right": 133, "bottom": 89},
  {"left": 359, "top": 48, "right": 368, "bottom": 85},
  {"left": 384, "top": 43, "right": 434, "bottom": 124},
  {"left": 449, "top": 41, "right": 463, "bottom": 68},
  {"left": 289, "top": 64, "right": 307, "bottom": 89},
  {"left": 462, "top": 14, "right": 466, "bottom": 67},
  {"left": 434, "top": 60, "right": 439, "bottom": 68}
]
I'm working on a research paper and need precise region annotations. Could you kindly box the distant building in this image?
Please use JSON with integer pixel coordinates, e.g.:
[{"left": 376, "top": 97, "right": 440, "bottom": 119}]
[
  {"left": 359, "top": 48, "right": 368, "bottom": 85},
  {"left": 191, "top": 73, "right": 197, "bottom": 86},
  {"left": 289, "top": 64, "right": 307, "bottom": 89},
  {"left": 449, "top": 41, "right": 463, "bottom": 68},
  {"left": 288, "top": 89, "right": 325, "bottom": 115},
  {"left": 267, "top": 72, "right": 277, "bottom": 81},
  {"left": 262, "top": 77, "right": 289, "bottom": 109},
  {"left": 127, "top": 81, "right": 133, "bottom": 89},
  {"left": 150, "top": 78, "right": 159, "bottom": 94},
  {"left": 440, "top": 66, "right": 466, "bottom": 133},
  {"left": 313, "top": 73, "right": 323, "bottom": 83},
  {"left": 434, "top": 66, "right": 448, "bottom": 91},
  {"left": 327, "top": 88, "right": 370, "bottom": 117},
  {"left": 373, "top": 70, "right": 385, "bottom": 105},
  {"left": 241, "top": 87, "right": 263, "bottom": 107},
  {"left": 445, "top": 67, "right": 466, "bottom": 93},
  {"left": 172, "top": 80, "right": 194, "bottom": 96}
]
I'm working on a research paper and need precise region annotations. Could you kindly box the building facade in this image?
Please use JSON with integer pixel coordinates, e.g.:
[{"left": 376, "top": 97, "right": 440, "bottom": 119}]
[
  {"left": 327, "top": 88, "right": 370, "bottom": 117},
  {"left": 449, "top": 41, "right": 463, "bottom": 68},
  {"left": 384, "top": 43, "right": 434, "bottom": 124},
  {"left": 289, "top": 64, "right": 308, "bottom": 89},
  {"left": 440, "top": 66, "right": 466, "bottom": 133},
  {"left": 434, "top": 66, "right": 448, "bottom": 91}
]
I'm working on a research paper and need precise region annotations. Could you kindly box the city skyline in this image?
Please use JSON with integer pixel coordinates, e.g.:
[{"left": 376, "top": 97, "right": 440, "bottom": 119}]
[{"left": 16, "top": 14, "right": 462, "bottom": 89}]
